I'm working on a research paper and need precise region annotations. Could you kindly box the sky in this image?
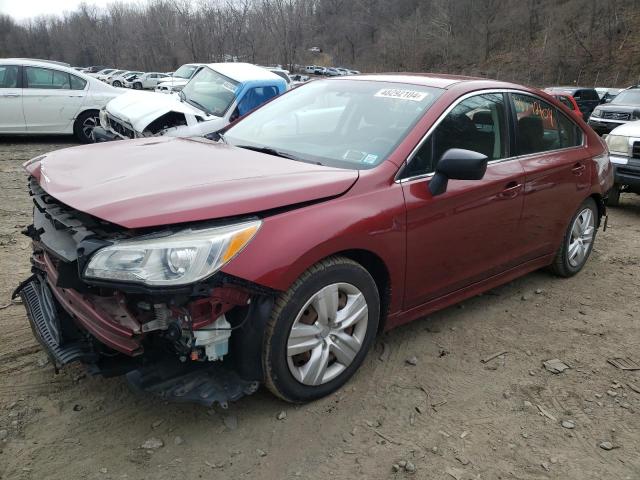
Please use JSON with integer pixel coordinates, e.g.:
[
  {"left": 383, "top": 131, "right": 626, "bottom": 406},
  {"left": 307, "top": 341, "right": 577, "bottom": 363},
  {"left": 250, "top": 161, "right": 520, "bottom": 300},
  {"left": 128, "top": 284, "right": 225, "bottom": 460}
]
[{"left": 0, "top": 0, "right": 136, "bottom": 20}]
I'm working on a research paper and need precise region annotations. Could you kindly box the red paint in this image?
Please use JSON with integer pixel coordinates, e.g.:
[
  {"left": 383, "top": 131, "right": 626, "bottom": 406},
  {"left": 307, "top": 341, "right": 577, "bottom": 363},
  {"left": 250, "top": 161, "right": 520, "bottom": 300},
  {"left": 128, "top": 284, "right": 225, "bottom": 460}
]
[
  {"left": 39, "top": 252, "right": 143, "bottom": 355},
  {"left": 35, "top": 136, "right": 358, "bottom": 228},
  {"left": 28, "top": 75, "right": 613, "bottom": 340}
]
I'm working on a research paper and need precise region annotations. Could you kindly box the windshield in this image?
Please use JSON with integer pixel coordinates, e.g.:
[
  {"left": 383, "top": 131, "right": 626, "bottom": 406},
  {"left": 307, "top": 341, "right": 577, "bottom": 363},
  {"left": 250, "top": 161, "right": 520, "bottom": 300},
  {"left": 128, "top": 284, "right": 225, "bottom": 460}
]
[
  {"left": 611, "top": 90, "right": 640, "bottom": 105},
  {"left": 174, "top": 65, "right": 199, "bottom": 79},
  {"left": 224, "top": 79, "right": 442, "bottom": 169},
  {"left": 181, "top": 67, "right": 239, "bottom": 116}
]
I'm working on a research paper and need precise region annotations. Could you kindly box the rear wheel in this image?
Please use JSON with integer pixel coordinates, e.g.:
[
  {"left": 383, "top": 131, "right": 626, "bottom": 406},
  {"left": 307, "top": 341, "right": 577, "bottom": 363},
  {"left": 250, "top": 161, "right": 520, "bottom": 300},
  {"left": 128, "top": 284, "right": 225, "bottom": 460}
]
[
  {"left": 550, "top": 198, "right": 598, "bottom": 277},
  {"left": 73, "top": 110, "right": 99, "bottom": 143},
  {"left": 606, "top": 185, "right": 621, "bottom": 207},
  {"left": 263, "top": 256, "right": 379, "bottom": 403}
]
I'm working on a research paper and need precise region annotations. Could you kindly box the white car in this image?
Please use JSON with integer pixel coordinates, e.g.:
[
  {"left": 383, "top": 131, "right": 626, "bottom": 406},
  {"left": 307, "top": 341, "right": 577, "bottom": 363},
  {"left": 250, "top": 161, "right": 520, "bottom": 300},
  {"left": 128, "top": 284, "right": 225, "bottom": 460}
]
[
  {"left": 128, "top": 72, "right": 170, "bottom": 90},
  {"left": 97, "top": 63, "right": 287, "bottom": 140},
  {"left": 603, "top": 120, "right": 640, "bottom": 206},
  {"left": 0, "top": 58, "right": 124, "bottom": 143},
  {"left": 155, "top": 63, "right": 205, "bottom": 93},
  {"left": 91, "top": 68, "right": 116, "bottom": 80},
  {"left": 109, "top": 71, "right": 143, "bottom": 88}
]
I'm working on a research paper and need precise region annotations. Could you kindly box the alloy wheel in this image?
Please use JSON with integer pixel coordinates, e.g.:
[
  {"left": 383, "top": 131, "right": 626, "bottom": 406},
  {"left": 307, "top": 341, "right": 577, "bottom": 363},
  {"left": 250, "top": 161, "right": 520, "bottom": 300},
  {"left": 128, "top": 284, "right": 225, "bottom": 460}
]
[
  {"left": 568, "top": 207, "right": 595, "bottom": 267},
  {"left": 82, "top": 115, "right": 99, "bottom": 141},
  {"left": 286, "top": 282, "right": 368, "bottom": 386}
]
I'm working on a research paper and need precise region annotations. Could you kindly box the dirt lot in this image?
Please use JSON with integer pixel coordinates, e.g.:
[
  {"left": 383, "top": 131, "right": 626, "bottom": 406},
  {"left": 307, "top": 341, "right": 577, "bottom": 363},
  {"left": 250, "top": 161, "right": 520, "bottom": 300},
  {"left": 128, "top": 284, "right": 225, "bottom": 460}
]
[{"left": 0, "top": 137, "right": 639, "bottom": 480}]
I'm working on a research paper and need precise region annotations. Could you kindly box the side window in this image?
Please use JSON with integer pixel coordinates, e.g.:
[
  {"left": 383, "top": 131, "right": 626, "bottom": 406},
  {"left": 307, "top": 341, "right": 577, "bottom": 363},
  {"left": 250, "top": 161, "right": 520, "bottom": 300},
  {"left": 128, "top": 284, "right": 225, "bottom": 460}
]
[
  {"left": 69, "top": 74, "right": 87, "bottom": 90},
  {"left": 403, "top": 93, "right": 507, "bottom": 178},
  {"left": 0, "top": 66, "right": 19, "bottom": 88},
  {"left": 234, "top": 86, "right": 280, "bottom": 118},
  {"left": 25, "top": 67, "right": 71, "bottom": 89},
  {"left": 557, "top": 111, "right": 583, "bottom": 148},
  {"left": 513, "top": 93, "right": 580, "bottom": 155}
]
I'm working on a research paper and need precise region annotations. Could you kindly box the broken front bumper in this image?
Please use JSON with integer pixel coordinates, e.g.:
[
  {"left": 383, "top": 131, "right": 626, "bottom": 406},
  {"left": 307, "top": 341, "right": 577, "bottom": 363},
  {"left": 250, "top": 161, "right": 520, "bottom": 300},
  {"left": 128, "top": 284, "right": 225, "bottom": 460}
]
[{"left": 15, "top": 272, "right": 260, "bottom": 408}]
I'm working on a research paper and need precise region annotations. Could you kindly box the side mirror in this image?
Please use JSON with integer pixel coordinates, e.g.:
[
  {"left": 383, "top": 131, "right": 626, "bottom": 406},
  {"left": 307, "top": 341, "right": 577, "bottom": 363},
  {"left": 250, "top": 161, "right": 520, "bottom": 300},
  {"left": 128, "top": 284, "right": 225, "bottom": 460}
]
[{"left": 429, "top": 148, "right": 488, "bottom": 196}]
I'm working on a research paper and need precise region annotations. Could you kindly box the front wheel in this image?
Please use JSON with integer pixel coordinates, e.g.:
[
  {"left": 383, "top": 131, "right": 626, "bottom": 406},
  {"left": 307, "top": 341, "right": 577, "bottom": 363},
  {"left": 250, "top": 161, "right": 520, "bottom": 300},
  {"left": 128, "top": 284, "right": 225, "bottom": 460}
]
[
  {"left": 550, "top": 197, "right": 598, "bottom": 277},
  {"left": 133, "top": 82, "right": 142, "bottom": 90},
  {"left": 112, "top": 80, "right": 122, "bottom": 88},
  {"left": 263, "top": 256, "right": 380, "bottom": 403},
  {"left": 73, "top": 110, "right": 99, "bottom": 143}
]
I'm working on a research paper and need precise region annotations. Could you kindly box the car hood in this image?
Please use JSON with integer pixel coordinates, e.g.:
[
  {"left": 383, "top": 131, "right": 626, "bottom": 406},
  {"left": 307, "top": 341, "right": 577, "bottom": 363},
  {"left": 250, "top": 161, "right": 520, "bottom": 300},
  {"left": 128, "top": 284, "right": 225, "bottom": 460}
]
[
  {"left": 598, "top": 103, "right": 640, "bottom": 113},
  {"left": 609, "top": 119, "right": 640, "bottom": 136},
  {"left": 29, "top": 137, "right": 358, "bottom": 229},
  {"left": 105, "top": 91, "right": 207, "bottom": 132}
]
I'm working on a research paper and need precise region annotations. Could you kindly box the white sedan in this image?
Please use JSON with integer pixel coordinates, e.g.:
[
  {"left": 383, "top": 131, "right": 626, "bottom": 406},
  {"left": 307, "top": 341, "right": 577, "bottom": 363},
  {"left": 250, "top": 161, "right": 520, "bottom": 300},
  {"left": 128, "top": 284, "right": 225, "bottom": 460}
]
[{"left": 0, "top": 59, "right": 124, "bottom": 143}]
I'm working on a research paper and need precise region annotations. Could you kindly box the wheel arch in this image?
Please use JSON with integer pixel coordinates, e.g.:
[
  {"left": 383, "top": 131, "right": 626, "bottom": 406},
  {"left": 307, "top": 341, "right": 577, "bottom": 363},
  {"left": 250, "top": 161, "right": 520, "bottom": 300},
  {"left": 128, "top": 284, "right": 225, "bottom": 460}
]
[
  {"left": 329, "top": 249, "right": 392, "bottom": 332},
  {"left": 74, "top": 107, "right": 100, "bottom": 122}
]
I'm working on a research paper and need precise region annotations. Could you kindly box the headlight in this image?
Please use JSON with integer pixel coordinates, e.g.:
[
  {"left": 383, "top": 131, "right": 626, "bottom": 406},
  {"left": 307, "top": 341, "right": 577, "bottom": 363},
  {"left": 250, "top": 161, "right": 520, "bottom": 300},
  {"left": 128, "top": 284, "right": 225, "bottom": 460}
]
[
  {"left": 605, "top": 135, "right": 630, "bottom": 156},
  {"left": 171, "top": 85, "right": 184, "bottom": 92},
  {"left": 591, "top": 108, "right": 602, "bottom": 118},
  {"left": 84, "top": 220, "right": 261, "bottom": 286}
]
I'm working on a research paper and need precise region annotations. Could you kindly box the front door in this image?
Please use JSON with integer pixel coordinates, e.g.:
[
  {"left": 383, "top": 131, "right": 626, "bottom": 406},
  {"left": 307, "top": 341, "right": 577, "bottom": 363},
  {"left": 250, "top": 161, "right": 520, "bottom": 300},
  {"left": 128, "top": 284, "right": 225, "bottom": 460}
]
[
  {"left": 400, "top": 92, "right": 525, "bottom": 309},
  {"left": 0, "top": 65, "right": 25, "bottom": 133}
]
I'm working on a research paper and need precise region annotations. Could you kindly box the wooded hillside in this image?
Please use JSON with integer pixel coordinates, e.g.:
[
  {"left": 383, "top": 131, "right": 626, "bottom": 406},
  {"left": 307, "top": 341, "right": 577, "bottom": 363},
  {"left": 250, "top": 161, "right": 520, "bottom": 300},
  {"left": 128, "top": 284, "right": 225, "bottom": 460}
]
[{"left": 1, "top": 0, "right": 639, "bottom": 87}]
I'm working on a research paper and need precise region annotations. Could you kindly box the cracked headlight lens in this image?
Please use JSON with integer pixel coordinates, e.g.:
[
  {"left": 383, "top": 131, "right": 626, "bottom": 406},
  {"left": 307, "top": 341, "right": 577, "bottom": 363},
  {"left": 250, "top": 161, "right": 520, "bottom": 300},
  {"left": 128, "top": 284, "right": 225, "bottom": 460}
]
[
  {"left": 605, "top": 135, "right": 630, "bottom": 156},
  {"left": 84, "top": 220, "right": 261, "bottom": 286}
]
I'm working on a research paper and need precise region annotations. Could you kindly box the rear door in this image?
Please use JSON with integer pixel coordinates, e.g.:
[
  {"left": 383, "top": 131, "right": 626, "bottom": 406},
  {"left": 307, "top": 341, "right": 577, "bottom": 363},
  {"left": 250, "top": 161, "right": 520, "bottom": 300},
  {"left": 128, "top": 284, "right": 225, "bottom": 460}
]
[
  {"left": 400, "top": 92, "right": 525, "bottom": 308},
  {"left": 0, "top": 64, "right": 26, "bottom": 133},
  {"left": 510, "top": 92, "right": 588, "bottom": 262},
  {"left": 22, "top": 66, "right": 85, "bottom": 133}
]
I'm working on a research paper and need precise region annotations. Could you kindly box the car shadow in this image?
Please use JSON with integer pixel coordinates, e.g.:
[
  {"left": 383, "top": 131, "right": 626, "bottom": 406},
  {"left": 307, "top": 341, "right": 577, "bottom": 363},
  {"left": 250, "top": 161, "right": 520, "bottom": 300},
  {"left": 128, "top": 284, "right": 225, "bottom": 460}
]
[{"left": 0, "top": 135, "right": 79, "bottom": 145}]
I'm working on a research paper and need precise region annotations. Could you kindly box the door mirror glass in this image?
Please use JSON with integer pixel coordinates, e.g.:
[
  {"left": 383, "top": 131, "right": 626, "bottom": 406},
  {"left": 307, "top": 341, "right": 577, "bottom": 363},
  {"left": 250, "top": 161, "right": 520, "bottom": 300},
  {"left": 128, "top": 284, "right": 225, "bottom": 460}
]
[{"left": 429, "top": 148, "right": 488, "bottom": 196}]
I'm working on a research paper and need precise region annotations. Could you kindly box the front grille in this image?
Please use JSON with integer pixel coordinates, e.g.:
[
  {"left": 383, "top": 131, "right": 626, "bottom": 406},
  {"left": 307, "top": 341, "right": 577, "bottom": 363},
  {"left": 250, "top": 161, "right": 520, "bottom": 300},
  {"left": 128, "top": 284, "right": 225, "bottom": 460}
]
[
  {"left": 633, "top": 141, "right": 640, "bottom": 159},
  {"left": 602, "top": 111, "right": 631, "bottom": 121},
  {"left": 106, "top": 115, "right": 136, "bottom": 139}
]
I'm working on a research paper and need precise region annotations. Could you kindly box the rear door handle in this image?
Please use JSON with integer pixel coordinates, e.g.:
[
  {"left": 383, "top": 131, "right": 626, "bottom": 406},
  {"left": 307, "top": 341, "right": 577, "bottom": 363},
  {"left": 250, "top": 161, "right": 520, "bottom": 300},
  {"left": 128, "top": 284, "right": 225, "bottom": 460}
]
[
  {"left": 498, "top": 181, "right": 522, "bottom": 199},
  {"left": 2, "top": 93, "right": 19, "bottom": 97},
  {"left": 572, "top": 162, "right": 586, "bottom": 175}
]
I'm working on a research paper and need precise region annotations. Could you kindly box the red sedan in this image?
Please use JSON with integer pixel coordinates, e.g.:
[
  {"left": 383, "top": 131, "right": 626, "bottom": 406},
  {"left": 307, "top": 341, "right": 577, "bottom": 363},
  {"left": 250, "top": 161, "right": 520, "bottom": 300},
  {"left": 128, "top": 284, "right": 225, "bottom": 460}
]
[{"left": 18, "top": 74, "right": 613, "bottom": 405}]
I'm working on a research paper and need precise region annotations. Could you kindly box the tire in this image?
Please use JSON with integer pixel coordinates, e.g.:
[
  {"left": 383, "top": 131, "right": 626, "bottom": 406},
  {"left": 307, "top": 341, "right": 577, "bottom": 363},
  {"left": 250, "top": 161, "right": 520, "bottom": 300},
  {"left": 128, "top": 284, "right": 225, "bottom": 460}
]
[
  {"left": 606, "top": 185, "right": 621, "bottom": 207},
  {"left": 263, "top": 256, "right": 380, "bottom": 403},
  {"left": 112, "top": 80, "right": 122, "bottom": 88},
  {"left": 73, "top": 110, "right": 99, "bottom": 144},
  {"left": 550, "top": 197, "right": 598, "bottom": 277},
  {"left": 133, "top": 82, "right": 142, "bottom": 90}
]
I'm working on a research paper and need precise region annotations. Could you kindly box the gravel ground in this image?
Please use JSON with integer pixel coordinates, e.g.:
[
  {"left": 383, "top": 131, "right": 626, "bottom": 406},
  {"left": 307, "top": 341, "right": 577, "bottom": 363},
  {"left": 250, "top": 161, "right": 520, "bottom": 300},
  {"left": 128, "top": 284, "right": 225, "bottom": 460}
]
[{"left": 0, "top": 137, "right": 639, "bottom": 480}]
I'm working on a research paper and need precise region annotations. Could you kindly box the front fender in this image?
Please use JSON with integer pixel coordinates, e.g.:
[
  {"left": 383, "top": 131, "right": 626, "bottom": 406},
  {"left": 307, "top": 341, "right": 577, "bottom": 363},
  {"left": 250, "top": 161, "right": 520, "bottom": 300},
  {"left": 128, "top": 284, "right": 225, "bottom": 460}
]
[{"left": 221, "top": 179, "right": 406, "bottom": 314}]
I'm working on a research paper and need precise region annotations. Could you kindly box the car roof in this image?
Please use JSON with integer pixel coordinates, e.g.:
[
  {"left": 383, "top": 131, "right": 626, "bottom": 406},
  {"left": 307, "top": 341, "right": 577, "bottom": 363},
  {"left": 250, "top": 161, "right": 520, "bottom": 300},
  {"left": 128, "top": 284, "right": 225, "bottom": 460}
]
[
  {"left": 333, "top": 73, "right": 515, "bottom": 90},
  {"left": 0, "top": 58, "right": 73, "bottom": 69},
  {"left": 206, "top": 62, "right": 284, "bottom": 83}
]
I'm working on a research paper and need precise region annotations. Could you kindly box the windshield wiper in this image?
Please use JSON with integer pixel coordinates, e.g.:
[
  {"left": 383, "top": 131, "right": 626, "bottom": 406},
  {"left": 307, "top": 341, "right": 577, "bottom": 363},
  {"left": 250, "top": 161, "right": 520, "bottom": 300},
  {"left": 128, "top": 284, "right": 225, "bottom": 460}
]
[
  {"left": 183, "top": 96, "right": 213, "bottom": 115},
  {"left": 236, "top": 145, "right": 298, "bottom": 160}
]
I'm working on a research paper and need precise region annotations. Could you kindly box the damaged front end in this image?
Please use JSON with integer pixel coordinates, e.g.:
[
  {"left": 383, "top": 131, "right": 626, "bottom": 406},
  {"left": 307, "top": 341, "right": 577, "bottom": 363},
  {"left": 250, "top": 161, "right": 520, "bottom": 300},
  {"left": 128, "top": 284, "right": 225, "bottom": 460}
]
[
  {"left": 15, "top": 178, "right": 274, "bottom": 407},
  {"left": 98, "top": 108, "right": 191, "bottom": 140}
]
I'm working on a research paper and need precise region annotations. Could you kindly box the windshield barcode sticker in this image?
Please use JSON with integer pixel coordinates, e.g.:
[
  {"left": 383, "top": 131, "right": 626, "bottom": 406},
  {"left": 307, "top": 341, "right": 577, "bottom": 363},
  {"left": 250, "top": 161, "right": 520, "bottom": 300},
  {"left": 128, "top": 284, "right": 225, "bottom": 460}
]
[{"left": 375, "top": 88, "right": 428, "bottom": 102}]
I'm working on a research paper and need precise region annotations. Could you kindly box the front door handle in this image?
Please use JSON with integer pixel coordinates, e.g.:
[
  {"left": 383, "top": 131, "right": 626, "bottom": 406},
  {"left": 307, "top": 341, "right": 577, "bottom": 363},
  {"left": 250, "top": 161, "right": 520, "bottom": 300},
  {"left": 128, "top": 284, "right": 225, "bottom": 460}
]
[
  {"left": 2, "top": 93, "right": 19, "bottom": 97},
  {"left": 572, "top": 162, "right": 586, "bottom": 175},
  {"left": 497, "top": 181, "right": 522, "bottom": 199}
]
